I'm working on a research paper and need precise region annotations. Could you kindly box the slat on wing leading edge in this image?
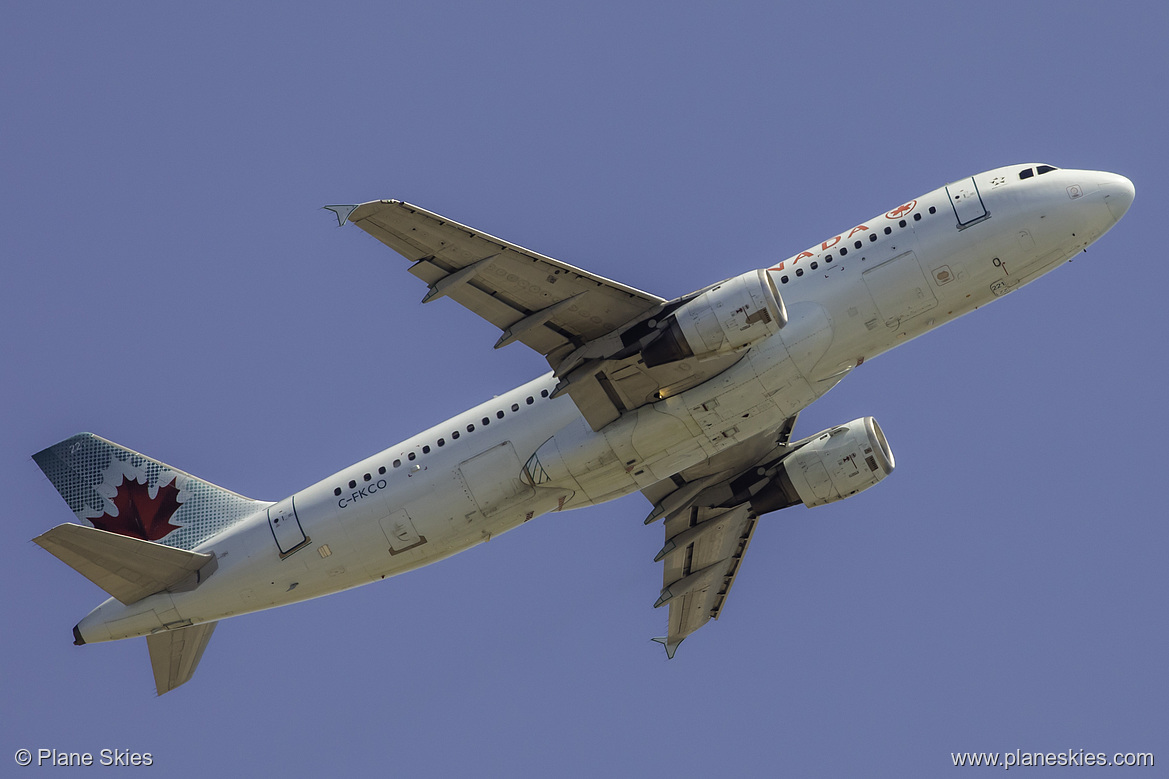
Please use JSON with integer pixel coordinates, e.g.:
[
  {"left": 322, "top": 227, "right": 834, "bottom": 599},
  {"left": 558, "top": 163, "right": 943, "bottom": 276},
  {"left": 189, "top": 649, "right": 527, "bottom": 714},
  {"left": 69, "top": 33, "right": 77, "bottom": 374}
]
[{"left": 346, "top": 200, "right": 664, "bottom": 363}]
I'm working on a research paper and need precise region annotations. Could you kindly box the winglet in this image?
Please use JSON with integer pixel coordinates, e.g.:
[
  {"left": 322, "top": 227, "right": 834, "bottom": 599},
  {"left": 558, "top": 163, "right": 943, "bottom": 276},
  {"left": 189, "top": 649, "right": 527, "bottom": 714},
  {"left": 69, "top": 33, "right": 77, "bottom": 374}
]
[
  {"left": 651, "top": 636, "right": 683, "bottom": 659},
  {"left": 323, "top": 204, "right": 359, "bottom": 227}
]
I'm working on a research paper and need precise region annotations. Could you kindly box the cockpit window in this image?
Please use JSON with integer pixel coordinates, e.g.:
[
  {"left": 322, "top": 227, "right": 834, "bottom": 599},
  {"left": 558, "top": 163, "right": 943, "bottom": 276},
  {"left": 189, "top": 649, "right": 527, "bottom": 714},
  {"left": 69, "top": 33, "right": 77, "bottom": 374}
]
[
  {"left": 1019, "top": 168, "right": 1034, "bottom": 180},
  {"left": 1036, "top": 165, "right": 1058, "bottom": 175}
]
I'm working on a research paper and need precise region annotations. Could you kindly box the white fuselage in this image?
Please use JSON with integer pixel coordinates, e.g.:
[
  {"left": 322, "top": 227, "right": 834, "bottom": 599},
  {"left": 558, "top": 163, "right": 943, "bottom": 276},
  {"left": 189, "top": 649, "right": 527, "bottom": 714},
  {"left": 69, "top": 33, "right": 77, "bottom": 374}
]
[{"left": 75, "top": 164, "right": 1132, "bottom": 643}]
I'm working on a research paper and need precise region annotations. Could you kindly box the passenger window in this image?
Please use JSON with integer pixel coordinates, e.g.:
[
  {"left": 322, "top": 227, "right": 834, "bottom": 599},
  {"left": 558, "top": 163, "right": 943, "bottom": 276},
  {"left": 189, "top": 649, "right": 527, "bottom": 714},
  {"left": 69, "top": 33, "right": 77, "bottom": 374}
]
[
  {"left": 526, "top": 397, "right": 534, "bottom": 405},
  {"left": 929, "top": 206, "right": 937, "bottom": 214},
  {"left": 349, "top": 480, "right": 356, "bottom": 488},
  {"left": 422, "top": 445, "right": 430, "bottom": 454},
  {"left": 497, "top": 411, "right": 505, "bottom": 419},
  {"left": 379, "top": 466, "right": 386, "bottom": 474},
  {"left": 512, "top": 403, "right": 520, "bottom": 412},
  {"left": 467, "top": 424, "right": 475, "bottom": 432},
  {"left": 334, "top": 487, "right": 342, "bottom": 496},
  {"left": 781, "top": 275, "right": 789, "bottom": 283},
  {"left": 408, "top": 452, "right": 416, "bottom": 461},
  {"left": 393, "top": 459, "right": 401, "bottom": 468},
  {"left": 810, "top": 261, "right": 818, "bottom": 270},
  {"left": 452, "top": 431, "right": 460, "bottom": 440},
  {"left": 869, "top": 234, "right": 877, "bottom": 242},
  {"left": 364, "top": 473, "right": 371, "bottom": 481},
  {"left": 840, "top": 247, "right": 848, "bottom": 256},
  {"left": 795, "top": 268, "right": 804, "bottom": 277},
  {"left": 884, "top": 226, "right": 892, "bottom": 235},
  {"left": 541, "top": 389, "right": 549, "bottom": 398},
  {"left": 482, "top": 417, "right": 490, "bottom": 426},
  {"left": 437, "top": 438, "right": 445, "bottom": 447},
  {"left": 899, "top": 220, "right": 907, "bottom": 228},
  {"left": 853, "top": 240, "right": 862, "bottom": 249},
  {"left": 913, "top": 213, "right": 921, "bottom": 221}
]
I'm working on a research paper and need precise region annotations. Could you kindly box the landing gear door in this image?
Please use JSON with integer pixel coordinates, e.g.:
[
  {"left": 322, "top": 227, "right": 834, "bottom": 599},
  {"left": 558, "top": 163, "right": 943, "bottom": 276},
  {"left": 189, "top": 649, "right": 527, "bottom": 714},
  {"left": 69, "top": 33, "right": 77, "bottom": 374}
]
[
  {"left": 946, "top": 177, "right": 989, "bottom": 227},
  {"left": 267, "top": 496, "right": 309, "bottom": 558}
]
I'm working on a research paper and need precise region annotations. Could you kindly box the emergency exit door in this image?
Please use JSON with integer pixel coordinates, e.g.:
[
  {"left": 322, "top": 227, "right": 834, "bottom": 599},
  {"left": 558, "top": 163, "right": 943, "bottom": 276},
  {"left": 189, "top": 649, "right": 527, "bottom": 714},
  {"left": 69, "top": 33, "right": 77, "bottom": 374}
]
[
  {"left": 946, "top": 177, "right": 989, "bottom": 227},
  {"left": 267, "top": 496, "right": 309, "bottom": 557}
]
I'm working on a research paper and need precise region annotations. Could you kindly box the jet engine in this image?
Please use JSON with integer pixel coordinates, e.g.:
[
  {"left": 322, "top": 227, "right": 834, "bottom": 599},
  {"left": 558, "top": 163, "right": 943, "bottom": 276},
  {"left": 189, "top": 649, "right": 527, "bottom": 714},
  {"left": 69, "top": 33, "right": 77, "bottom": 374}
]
[
  {"left": 642, "top": 269, "right": 787, "bottom": 367},
  {"left": 747, "top": 417, "right": 895, "bottom": 514}
]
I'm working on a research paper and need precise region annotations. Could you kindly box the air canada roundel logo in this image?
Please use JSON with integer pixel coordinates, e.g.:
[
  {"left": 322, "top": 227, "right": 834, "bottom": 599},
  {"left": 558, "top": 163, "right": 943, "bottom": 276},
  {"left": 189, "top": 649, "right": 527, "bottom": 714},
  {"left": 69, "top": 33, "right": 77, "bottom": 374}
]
[
  {"left": 90, "top": 475, "right": 184, "bottom": 542},
  {"left": 886, "top": 200, "right": 917, "bottom": 219}
]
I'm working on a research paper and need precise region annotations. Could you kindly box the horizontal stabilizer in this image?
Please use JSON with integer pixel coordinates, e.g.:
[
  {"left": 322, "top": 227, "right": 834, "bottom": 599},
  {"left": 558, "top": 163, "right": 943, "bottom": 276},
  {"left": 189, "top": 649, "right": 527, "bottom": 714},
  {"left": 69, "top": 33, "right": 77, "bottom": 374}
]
[
  {"left": 147, "top": 621, "right": 217, "bottom": 695},
  {"left": 33, "top": 523, "right": 216, "bottom": 605}
]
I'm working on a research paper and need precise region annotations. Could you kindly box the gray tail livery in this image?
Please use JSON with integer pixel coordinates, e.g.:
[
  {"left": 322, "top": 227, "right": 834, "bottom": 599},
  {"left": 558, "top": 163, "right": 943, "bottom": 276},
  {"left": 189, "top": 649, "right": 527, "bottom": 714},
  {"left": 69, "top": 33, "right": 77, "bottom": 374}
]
[{"left": 33, "top": 433, "right": 269, "bottom": 551}]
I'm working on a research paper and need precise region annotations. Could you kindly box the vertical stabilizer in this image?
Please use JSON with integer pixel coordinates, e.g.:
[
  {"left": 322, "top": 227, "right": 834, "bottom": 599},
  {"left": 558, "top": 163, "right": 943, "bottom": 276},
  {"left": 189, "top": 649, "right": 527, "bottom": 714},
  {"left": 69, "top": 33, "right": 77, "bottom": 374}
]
[{"left": 34, "top": 433, "right": 269, "bottom": 551}]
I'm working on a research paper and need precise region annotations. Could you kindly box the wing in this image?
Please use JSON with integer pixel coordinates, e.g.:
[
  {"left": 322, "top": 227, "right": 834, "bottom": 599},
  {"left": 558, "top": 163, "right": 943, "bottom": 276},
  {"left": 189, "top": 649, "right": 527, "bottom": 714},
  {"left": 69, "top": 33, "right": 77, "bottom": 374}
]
[
  {"left": 343, "top": 199, "right": 664, "bottom": 354},
  {"left": 336, "top": 200, "right": 745, "bottom": 429},
  {"left": 644, "top": 416, "right": 799, "bottom": 657}
]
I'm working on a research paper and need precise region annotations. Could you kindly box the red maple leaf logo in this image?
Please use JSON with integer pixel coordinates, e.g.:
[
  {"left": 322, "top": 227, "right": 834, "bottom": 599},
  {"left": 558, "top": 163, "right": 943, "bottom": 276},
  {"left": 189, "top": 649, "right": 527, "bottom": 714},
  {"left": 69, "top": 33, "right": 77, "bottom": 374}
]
[{"left": 91, "top": 476, "right": 183, "bottom": 542}]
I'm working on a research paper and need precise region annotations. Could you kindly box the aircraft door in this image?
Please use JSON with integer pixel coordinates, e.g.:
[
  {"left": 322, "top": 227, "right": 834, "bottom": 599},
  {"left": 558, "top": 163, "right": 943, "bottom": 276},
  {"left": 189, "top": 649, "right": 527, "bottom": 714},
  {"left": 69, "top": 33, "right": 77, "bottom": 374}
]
[
  {"left": 267, "top": 496, "right": 309, "bottom": 557},
  {"left": 946, "top": 177, "right": 989, "bottom": 227}
]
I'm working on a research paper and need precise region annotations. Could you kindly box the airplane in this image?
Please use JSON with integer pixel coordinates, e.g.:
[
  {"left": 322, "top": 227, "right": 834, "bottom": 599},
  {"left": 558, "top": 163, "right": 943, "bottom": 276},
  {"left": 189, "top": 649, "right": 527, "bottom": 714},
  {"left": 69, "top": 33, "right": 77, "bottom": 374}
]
[{"left": 33, "top": 163, "right": 1134, "bottom": 694}]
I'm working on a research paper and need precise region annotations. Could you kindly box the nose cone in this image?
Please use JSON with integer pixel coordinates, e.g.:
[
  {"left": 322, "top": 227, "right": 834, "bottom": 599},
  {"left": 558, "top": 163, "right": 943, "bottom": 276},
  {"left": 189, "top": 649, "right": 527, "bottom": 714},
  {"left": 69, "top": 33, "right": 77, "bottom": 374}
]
[{"left": 1101, "top": 173, "right": 1135, "bottom": 223}]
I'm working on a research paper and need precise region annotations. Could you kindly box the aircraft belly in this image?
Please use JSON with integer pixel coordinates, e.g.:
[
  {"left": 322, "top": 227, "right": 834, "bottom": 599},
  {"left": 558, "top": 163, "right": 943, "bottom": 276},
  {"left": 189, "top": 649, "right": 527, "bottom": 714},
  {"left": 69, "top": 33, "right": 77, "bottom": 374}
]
[{"left": 629, "top": 406, "right": 693, "bottom": 460}]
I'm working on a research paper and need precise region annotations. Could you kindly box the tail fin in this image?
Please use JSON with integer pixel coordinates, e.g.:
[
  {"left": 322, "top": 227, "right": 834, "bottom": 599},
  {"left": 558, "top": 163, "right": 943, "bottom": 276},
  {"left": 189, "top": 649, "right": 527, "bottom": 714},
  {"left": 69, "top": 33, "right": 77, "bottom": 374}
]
[{"left": 34, "top": 433, "right": 268, "bottom": 551}]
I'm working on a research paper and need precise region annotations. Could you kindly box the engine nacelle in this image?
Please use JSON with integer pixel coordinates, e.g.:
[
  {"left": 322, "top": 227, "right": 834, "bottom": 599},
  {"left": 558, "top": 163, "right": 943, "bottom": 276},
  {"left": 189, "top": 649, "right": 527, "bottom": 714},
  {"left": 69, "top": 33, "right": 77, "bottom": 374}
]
[
  {"left": 750, "top": 417, "right": 895, "bottom": 513},
  {"left": 642, "top": 269, "right": 787, "bottom": 367}
]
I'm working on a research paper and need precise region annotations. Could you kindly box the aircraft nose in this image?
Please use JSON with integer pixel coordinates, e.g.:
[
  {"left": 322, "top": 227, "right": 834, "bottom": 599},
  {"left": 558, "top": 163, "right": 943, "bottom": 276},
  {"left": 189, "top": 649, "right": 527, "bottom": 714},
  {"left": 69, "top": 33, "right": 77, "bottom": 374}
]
[{"left": 1100, "top": 173, "right": 1135, "bottom": 223}]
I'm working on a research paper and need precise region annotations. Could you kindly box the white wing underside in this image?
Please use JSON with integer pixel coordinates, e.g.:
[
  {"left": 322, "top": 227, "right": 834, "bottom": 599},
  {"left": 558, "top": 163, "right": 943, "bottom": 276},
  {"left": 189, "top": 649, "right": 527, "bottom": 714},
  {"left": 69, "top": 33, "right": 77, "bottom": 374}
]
[
  {"left": 646, "top": 415, "right": 800, "bottom": 655},
  {"left": 655, "top": 504, "right": 757, "bottom": 656}
]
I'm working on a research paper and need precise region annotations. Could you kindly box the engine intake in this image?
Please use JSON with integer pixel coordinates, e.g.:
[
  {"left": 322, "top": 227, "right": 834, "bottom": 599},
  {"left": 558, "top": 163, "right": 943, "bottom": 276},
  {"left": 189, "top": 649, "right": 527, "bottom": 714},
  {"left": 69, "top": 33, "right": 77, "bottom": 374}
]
[{"left": 643, "top": 269, "right": 787, "bottom": 367}]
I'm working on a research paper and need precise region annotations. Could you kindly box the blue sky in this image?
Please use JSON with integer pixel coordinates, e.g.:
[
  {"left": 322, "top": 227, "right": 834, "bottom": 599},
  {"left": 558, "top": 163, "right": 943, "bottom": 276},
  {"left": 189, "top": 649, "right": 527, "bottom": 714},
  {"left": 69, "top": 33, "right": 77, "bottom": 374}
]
[{"left": 3, "top": 3, "right": 1165, "bottom": 776}]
